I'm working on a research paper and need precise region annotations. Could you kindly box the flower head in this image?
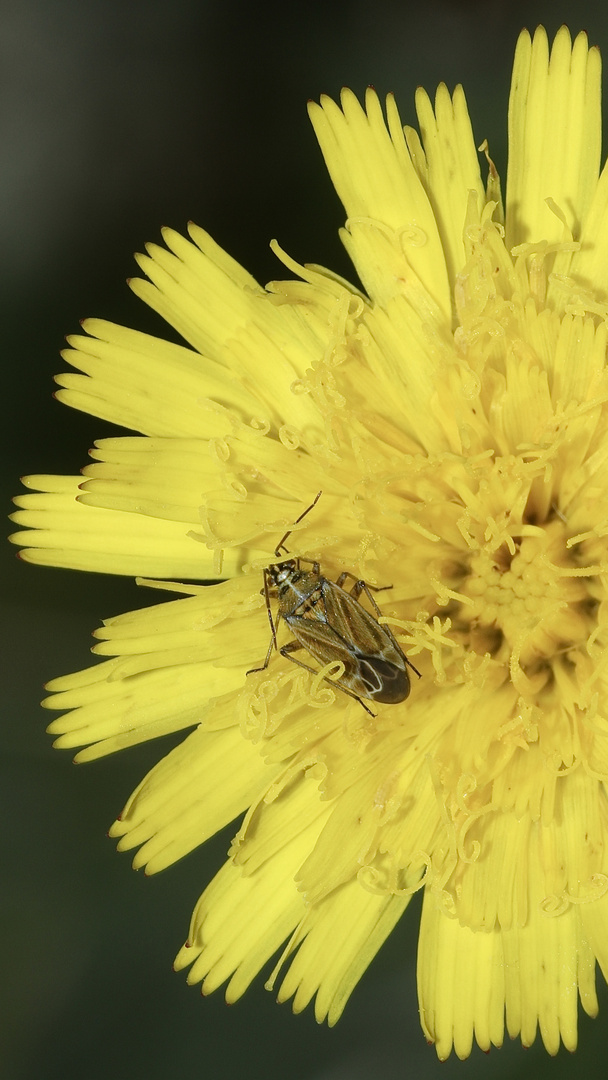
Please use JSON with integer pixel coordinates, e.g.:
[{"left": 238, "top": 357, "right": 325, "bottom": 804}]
[{"left": 10, "top": 25, "right": 608, "bottom": 1059}]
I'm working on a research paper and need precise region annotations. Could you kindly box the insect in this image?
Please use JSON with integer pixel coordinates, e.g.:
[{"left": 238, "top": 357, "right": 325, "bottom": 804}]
[{"left": 247, "top": 492, "right": 421, "bottom": 714}]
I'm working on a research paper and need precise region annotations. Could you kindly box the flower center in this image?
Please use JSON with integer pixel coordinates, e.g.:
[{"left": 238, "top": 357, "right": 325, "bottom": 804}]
[{"left": 459, "top": 518, "right": 593, "bottom": 669}]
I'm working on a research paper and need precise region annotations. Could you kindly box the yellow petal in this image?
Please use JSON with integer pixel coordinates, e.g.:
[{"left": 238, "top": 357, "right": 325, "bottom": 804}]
[
  {"left": 418, "top": 894, "right": 505, "bottom": 1058},
  {"left": 10, "top": 475, "right": 236, "bottom": 577},
  {"left": 308, "top": 87, "right": 452, "bottom": 319},
  {"left": 418, "top": 827, "right": 601, "bottom": 1058},
  {"left": 507, "top": 27, "right": 601, "bottom": 248},
  {"left": 58, "top": 317, "right": 261, "bottom": 435},
  {"left": 274, "top": 878, "right": 408, "bottom": 1025},
  {"left": 175, "top": 791, "right": 330, "bottom": 1000},
  {"left": 131, "top": 226, "right": 326, "bottom": 431},
  {"left": 109, "top": 724, "right": 276, "bottom": 873},
  {"left": 43, "top": 579, "right": 265, "bottom": 758},
  {"left": 407, "top": 83, "right": 485, "bottom": 291}
]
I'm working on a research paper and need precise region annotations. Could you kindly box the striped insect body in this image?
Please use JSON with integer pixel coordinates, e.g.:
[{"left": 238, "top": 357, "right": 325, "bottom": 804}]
[{"left": 247, "top": 493, "right": 420, "bottom": 714}]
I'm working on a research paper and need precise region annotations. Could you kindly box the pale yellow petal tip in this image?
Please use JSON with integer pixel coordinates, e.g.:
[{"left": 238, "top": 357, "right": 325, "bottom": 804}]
[
  {"left": 515, "top": 24, "right": 596, "bottom": 68},
  {"left": 130, "top": 849, "right": 149, "bottom": 872},
  {"left": 429, "top": 1033, "right": 507, "bottom": 1062},
  {"left": 173, "top": 941, "right": 194, "bottom": 973},
  {"left": 107, "top": 819, "right": 125, "bottom": 840},
  {"left": 310, "top": 84, "right": 391, "bottom": 130},
  {"left": 306, "top": 98, "right": 322, "bottom": 123}
]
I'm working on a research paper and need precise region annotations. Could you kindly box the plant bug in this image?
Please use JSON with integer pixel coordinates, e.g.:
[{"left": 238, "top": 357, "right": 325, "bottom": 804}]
[{"left": 247, "top": 492, "right": 421, "bottom": 714}]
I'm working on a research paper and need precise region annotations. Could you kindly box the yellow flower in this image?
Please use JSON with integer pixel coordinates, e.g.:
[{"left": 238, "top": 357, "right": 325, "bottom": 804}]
[{"left": 10, "top": 24, "right": 608, "bottom": 1059}]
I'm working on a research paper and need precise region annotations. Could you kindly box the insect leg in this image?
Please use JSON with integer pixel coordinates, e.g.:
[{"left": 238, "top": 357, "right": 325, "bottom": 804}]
[
  {"left": 246, "top": 633, "right": 276, "bottom": 676},
  {"left": 246, "top": 572, "right": 282, "bottom": 675},
  {"left": 335, "top": 571, "right": 390, "bottom": 596},
  {"left": 262, "top": 568, "right": 279, "bottom": 651},
  {"left": 279, "top": 641, "right": 376, "bottom": 717}
]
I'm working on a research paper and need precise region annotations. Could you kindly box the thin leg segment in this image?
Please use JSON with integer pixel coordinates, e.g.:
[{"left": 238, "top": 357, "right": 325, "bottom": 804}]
[{"left": 279, "top": 640, "right": 376, "bottom": 716}]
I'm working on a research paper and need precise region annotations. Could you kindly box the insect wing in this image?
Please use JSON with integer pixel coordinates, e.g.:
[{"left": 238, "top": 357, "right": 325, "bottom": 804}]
[
  {"left": 320, "top": 582, "right": 404, "bottom": 664},
  {"left": 356, "top": 653, "right": 410, "bottom": 703},
  {"left": 320, "top": 582, "right": 411, "bottom": 702},
  {"left": 285, "top": 583, "right": 411, "bottom": 704},
  {"left": 283, "top": 613, "right": 363, "bottom": 687}
]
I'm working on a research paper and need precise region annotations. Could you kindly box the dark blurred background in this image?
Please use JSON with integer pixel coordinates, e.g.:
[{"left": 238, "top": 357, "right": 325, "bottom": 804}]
[{"left": 3, "top": 1, "right": 608, "bottom": 1078}]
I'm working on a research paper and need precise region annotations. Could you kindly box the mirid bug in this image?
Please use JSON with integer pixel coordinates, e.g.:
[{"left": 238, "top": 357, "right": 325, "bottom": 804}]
[{"left": 247, "top": 493, "right": 421, "bottom": 714}]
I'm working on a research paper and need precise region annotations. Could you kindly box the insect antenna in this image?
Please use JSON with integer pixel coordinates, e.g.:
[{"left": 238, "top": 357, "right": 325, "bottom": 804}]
[{"left": 274, "top": 490, "right": 322, "bottom": 558}]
